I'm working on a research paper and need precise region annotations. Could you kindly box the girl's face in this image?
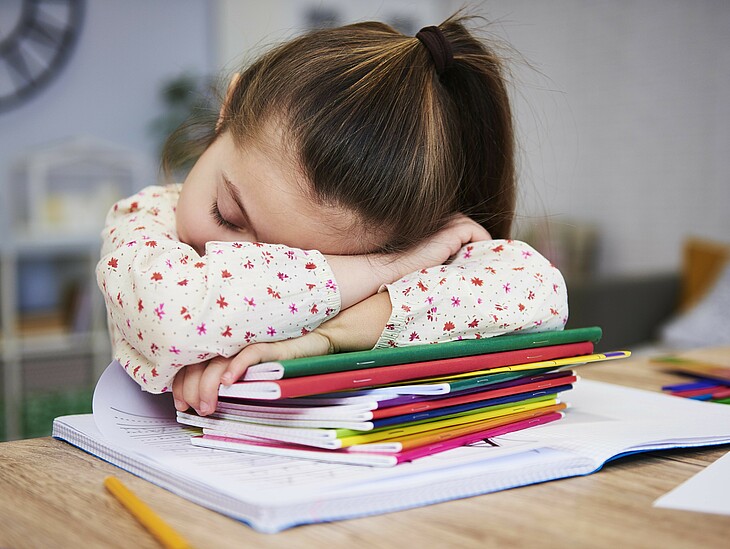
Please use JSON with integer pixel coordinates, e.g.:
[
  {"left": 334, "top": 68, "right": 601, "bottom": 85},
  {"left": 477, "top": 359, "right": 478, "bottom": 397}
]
[{"left": 176, "top": 127, "right": 376, "bottom": 256}]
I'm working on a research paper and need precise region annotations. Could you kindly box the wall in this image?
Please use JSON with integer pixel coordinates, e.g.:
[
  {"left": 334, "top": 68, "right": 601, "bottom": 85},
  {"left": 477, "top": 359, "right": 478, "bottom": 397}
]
[
  {"left": 0, "top": 0, "right": 213, "bottom": 202},
  {"left": 456, "top": 0, "right": 730, "bottom": 276}
]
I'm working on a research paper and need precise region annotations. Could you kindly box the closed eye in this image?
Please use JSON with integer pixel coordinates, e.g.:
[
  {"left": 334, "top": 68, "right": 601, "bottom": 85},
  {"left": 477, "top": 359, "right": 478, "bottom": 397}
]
[{"left": 210, "top": 200, "right": 239, "bottom": 231}]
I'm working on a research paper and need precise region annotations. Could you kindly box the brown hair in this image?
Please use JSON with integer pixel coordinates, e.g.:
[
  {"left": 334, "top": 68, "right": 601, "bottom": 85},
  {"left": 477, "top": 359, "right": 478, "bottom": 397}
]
[{"left": 162, "top": 14, "right": 516, "bottom": 253}]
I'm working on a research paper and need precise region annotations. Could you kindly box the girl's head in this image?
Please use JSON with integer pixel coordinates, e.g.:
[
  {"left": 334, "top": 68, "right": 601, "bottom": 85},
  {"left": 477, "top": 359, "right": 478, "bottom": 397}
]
[{"left": 169, "top": 15, "right": 515, "bottom": 255}]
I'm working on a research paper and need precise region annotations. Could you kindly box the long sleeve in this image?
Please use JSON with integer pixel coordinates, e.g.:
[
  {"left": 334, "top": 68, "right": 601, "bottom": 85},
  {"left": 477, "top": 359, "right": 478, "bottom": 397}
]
[
  {"left": 97, "top": 185, "right": 341, "bottom": 393},
  {"left": 375, "top": 240, "right": 568, "bottom": 347}
]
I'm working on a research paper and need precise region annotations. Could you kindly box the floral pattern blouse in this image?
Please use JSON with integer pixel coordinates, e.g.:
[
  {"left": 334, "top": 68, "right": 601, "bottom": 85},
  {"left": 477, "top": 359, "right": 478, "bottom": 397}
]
[{"left": 97, "top": 185, "right": 568, "bottom": 393}]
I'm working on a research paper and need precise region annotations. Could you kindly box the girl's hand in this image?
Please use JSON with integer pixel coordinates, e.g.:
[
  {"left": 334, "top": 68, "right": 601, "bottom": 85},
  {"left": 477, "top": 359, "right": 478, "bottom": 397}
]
[
  {"left": 172, "top": 357, "right": 233, "bottom": 416},
  {"left": 395, "top": 214, "right": 491, "bottom": 274}
]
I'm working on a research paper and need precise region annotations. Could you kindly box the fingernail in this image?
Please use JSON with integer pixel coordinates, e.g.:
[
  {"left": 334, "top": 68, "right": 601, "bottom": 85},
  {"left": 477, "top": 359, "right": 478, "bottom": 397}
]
[
  {"left": 199, "top": 401, "right": 210, "bottom": 414},
  {"left": 174, "top": 399, "right": 185, "bottom": 411}
]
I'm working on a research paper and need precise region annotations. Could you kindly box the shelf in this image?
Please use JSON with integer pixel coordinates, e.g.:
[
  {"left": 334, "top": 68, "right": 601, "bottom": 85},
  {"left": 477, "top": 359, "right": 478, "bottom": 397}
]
[
  {"left": 0, "top": 330, "right": 110, "bottom": 360},
  {"left": 0, "top": 232, "right": 101, "bottom": 257}
]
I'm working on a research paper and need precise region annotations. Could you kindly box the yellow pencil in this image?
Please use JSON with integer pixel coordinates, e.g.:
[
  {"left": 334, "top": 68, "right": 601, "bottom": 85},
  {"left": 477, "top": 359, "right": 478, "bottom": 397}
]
[{"left": 104, "top": 476, "right": 191, "bottom": 549}]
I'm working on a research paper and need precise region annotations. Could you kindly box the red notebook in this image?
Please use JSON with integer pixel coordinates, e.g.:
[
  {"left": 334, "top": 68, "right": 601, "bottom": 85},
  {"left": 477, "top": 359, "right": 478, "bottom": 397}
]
[{"left": 218, "top": 342, "right": 594, "bottom": 400}]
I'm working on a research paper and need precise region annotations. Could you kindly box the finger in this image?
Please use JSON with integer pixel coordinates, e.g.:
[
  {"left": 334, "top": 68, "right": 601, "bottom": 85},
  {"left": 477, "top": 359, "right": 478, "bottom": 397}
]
[
  {"left": 181, "top": 362, "right": 206, "bottom": 414},
  {"left": 171, "top": 368, "right": 188, "bottom": 412},
  {"left": 197, "top": 357, "right": 230, "bottom": 415},
  {"left": 220, "top": 344, "right": 273, "bottom": 386}
]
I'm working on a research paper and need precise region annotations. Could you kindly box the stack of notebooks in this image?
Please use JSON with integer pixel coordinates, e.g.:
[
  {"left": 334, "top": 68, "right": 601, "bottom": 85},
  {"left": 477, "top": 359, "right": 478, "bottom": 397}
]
[{"left": 177, "top": 327, "right": 630, "bottom": 466}]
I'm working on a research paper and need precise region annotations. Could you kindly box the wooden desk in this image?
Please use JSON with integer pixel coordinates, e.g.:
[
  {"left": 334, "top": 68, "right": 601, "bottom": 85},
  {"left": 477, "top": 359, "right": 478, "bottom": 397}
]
[{"left": 1, "top": 352, "right": 728, "bottom": 548}]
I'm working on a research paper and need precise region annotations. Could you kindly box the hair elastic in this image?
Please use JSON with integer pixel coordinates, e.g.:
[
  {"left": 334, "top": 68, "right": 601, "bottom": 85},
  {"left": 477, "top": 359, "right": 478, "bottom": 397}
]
[{"left": 416, "top": 26, "right": 454, "bottom": 75}]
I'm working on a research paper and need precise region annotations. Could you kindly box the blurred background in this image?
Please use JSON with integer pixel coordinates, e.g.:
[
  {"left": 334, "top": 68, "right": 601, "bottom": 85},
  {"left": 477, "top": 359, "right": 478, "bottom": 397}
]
[{"left": 0, "top": 0, "right": 728, "bottom": 440}]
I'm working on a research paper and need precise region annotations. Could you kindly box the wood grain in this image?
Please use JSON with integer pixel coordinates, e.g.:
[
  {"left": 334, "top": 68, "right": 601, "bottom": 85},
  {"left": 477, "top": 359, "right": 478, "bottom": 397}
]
[{"left": 1, "top": 352, "right": 728, "bottom": 548}]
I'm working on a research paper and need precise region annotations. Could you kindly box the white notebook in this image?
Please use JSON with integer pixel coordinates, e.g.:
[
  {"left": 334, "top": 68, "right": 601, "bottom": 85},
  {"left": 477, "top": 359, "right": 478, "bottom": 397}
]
[{"left": 53, "top": 361, "right": 730, "bottom": 534}]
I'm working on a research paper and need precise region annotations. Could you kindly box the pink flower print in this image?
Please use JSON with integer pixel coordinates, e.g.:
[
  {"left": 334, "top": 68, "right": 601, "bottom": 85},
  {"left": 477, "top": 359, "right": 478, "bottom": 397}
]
[
  {"left": 527, "top": 290, "right": 535, "bottom": 300},
  {"left": 451, "top": 296, "right": 461, "bottom": 307},
  {"left": 468, "top": 318, "right": 480, "bottom": 328},
  {"left": 196, "top": 323, "right": 207, "bottom": 335},
  {"left": 151, "top": 272, "right": 163, "bottom": 281},
  {"left": 243, "top": 297, "right": 256, "bottom": 308},
  {"left": 325, "top": 279, "right": 337, "bottom": 291},
  {"left": 512, "top": 266, "right": 524, "bottom": 271},
  {"left": 233, "top": 242, "right": 242, "bottom": 248},
  {"left": 485, "top": 266, "right": 496, "bottom": 275},
  {"left": 425, "top": 296, "right": 434, "bottom": 305},
  {"left": 534, "top": 319, "right": 543, "bottom": 327},
  {"left": 150, "top": 343, "right": 159, "bottom": 355},
  {"left": 267, "top": 287, "right": 281, "bottom": 299},
  {"left": 402, "top": 287, "right": 412, "bottom": 296},
  {"left": 553, "top": 283, "right": 560, "bottom": 293},
  {"left": 116, "top": 293, "right": 124, "bottom": 307},
  {"left": 169, "top": 346, "right": 181, "bottom": 355},
  {"left": 194, "top": 261, "right": 205, "bottom": 268},
  {"left": 443, "top": 321, "right": 455, "bottom": 331},
  {"left": 180, "top": 255, "right": 189, "bottom": 264},
  {"left": 492, "top": 244, "right": 504, "bottom": 253},
  {"left": 427, "top": 307, "right": 438, "bottom": 322},
  {"left": 301, "top": 327, "right": 310, "bottom": 335},
  {"left": 137, "top": 330, "right": 143, "bottom": 341},
  {"left": 285, "top": 250, "right": 296, "bottom": 260},
  {"left": 221, "top": 269, "right": 232, "bottom": 279},
  {"left": 261, "top": 251, "right": 274, "bottom": 264},
  {"left": 165, "top": 259, "right": 172, "bottom": 269},
  {"left": 409, "top": 332, "right": 420, "bottom": 341},
  {"left": 522, "top": 249, "right": 533, "bottom": 258},
  {"left": 417, "top": 280, "right": 429, "bottom": 292},
  {"left": 503, "top": 283, "right": 511, "bottom": 293},
  {"left": 216, "top": 295, "right": 229, "bottom": 309},
  {"left": 305, "top": 262, "right": 317, "bottom": 270},
  {"left": 213, "top": 248, "right": 224, "bottom": 255},
  {"left": 128, "top": 201, "right": 139, "bottom": 212},
  {"left": 221, "top": 326, "right": 232, "bottom": 337},
  {"left": 306, "top": 283, "right": 317, "bottom": 291},
  {"left": 550, "top": 307, "right": 560, "bottom": 316},
  {"left": 494, "top": 303, "right": 506, "bottom": 311},
  {"left": 154, "top": 303, "right": 165, "bottom": 320},
  {"left": 289, "top": 303, "right": 298, "bottom": 314},
  {"left": 137, "top": 299, "right": 144, "bottom": 312},
  {"left": 266, "top": 326, "right": 277, "bottom": 337},
  {"left": 107, "top": 257, "right": 118, "bottom": 268},
  {"left": 177, "top": 279, "right": 188, "bottom": 286},
  {"left": 534, "top": 273, "right": 544, "bottom": 283},
  {"left": 471, "top": 277, "right": 483, "bottom": 286},
  {"left": 180, "top": 306, "right": 192, "bottom": 320},
  {"left": 463, "top": 245, "right": 473, "bottom": 259},
  {"left": 401, "top": 304, "right": 411, "bottom": 313},
  {"left": 243, "top": 260, "right": 254, "bottom": 269},
  {"left": 145, "top": 240, "right": 157, "bottom": 248},
  {"left": 126, "top": 240, "right": 137, "bottom": 247},
  {"left": 149, "top": 367, "right": 158, "bottom": 377},
  {"left": 310, "top": 303, "right": 319, "bottom": 314},
  {"left": 244, "top": 331, "right": 256, "bottom": 343},
  {"left": 277, "top": 272, "right": 289, "bottom": 281},
  {"left": 518, "top": 303, "right": 526, "bottom": 312}
]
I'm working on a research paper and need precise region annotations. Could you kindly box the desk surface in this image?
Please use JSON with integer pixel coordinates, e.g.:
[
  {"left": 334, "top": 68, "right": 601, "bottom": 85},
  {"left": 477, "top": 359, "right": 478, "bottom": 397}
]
[{"left": 1, "top": 351, "right": 728, "bottom": 548}]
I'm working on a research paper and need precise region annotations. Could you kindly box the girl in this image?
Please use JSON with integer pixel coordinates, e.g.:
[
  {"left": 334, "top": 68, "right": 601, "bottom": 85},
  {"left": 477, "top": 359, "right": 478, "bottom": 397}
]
[{"left": 97, "top": 16, "right": 568, "bottom": 417}]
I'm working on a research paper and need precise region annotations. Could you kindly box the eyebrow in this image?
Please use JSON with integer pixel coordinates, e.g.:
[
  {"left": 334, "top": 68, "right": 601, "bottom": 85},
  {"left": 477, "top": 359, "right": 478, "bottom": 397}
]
[{"left": 221, "top": 173, "right": 253, "bottom": 227}]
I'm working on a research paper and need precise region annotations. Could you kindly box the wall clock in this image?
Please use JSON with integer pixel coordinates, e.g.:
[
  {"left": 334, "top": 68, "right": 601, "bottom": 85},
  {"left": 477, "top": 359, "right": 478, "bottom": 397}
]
[{"left": 0, "top": 0, "right": 84, "bottom": 113}]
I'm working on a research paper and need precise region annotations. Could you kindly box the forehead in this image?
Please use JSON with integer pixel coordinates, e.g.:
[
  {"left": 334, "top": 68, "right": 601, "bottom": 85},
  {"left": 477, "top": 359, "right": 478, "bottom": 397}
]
[{"left": 220, "top": 129, "right": 381, "bottom": 254}]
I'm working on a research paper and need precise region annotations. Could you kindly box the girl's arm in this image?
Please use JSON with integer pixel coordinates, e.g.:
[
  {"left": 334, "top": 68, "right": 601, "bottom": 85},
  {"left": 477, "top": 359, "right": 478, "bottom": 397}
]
[{"left": 217, "top": 240, "right": 568, "bottom": 391}]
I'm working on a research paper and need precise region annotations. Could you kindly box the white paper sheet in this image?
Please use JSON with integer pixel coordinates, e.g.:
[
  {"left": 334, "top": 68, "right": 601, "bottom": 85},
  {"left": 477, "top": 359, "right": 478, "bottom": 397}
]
[{"left": 654, "top": 450, "right": 730, "bottom": 515}]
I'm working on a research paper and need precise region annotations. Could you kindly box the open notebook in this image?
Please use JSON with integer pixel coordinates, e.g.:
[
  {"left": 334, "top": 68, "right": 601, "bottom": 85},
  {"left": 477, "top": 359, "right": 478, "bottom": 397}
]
[{"left": 53, "top": 361, "right": 730, "bottom": 533}]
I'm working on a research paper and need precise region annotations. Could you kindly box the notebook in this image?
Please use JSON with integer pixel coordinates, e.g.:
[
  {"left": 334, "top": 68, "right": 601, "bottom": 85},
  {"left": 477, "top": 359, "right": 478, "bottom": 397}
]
[
  {"left": 53, "top": 360, "right": 730, "bottom": 533},
  {"left": 243, "top": 326, "right": 603, "bottom": 380}
]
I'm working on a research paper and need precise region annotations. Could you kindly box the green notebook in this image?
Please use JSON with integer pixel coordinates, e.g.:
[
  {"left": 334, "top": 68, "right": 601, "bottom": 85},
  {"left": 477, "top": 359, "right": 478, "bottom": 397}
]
[{"left": 243, "top": 326, "right": 603, "bottom": 380}]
